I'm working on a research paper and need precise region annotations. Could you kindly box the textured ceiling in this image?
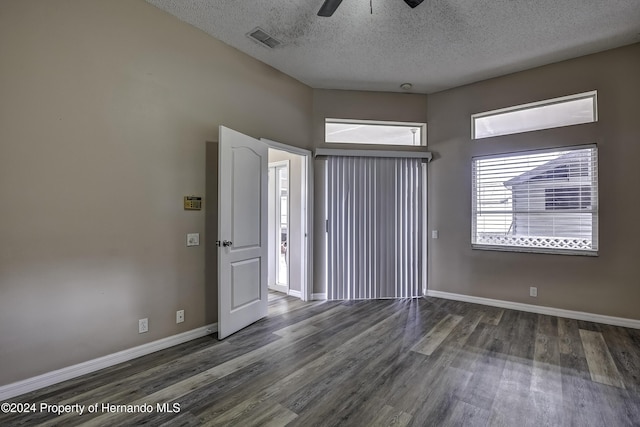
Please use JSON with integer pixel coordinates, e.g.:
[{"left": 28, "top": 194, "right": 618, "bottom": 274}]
[{"left": 146, "top": 0, "right": 640, "bottom": 94}]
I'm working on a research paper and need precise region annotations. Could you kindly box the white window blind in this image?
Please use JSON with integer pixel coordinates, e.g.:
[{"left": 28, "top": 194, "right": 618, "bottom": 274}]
[
  {"left": 326, "top": 156, "right": 425, "bottom": 299},
  {"left": 472, "top": 146, "right": 598, "bottom": 255}
]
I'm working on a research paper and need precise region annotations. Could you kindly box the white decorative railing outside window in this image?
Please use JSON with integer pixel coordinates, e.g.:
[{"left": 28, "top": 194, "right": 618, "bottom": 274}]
[{"left": 475, "top": 235, "right": 594, "bottom": 252}]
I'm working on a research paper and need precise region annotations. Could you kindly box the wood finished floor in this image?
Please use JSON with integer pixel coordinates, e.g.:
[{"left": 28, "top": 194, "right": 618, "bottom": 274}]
[{"left": 3, "top": 291, "right": 640, "bottom": 426}]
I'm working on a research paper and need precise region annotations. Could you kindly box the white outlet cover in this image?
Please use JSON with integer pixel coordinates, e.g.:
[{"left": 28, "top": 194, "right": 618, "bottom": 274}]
[
  {"left": 138, "top": 318, "right": 148, "bottom": 333},
  {"left": 176, "top": 310, "right": 185, "bottom": 323},
  {"left": 187, "top": 233, "right": 200, "bottom": 247},
  {"left": 431, "top": 230, "right": 439, "bottom": 239}
]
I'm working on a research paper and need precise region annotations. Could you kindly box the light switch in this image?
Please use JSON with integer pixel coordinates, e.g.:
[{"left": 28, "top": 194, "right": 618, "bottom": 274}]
[
  {"left": 187, "top": 233, "right": 200, "bottom": 247},
  {"left": 431, "top": 230, "right": 439, "bottom": 239}
]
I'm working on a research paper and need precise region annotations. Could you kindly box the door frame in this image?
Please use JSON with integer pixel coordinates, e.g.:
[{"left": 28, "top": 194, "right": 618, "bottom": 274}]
[
  {"left": 261, "top": 138, "right": 313, "bottom": 302},
  {"left": 268, "top": 159, "right": 290, "bottom": 294}
]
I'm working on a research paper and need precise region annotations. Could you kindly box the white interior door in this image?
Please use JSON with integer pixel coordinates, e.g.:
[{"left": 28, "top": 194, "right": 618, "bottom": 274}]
[{"left": 218, "top": 126, "right": 268, "bottom": 339}]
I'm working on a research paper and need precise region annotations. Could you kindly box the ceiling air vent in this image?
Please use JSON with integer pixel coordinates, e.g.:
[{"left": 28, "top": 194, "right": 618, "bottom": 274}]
[{"left": 247, "top": 27, "right": 281, "bottom": 49}]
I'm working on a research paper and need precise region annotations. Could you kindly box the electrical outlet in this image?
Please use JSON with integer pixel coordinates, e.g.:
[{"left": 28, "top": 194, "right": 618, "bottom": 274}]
[
  {"left": 139, "top": 318, "right": 148, "bottom": 333},
  {"left": 431, "top": 230, "right": 439, "bottom": 239},
  {"left": 176, "top": 309, "right": 185, "bottom": 324},
  {"left": 530, "top": 287, "right": 538, "bottom": 297}
]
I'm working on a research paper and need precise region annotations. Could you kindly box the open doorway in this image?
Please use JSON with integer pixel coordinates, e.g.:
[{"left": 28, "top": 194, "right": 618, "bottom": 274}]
[
  {"left": 268, "top": 160, "right": 289, "bottom": 294},
  {"left": 266, "top": 145, "right": 310, "bottom": 302}
]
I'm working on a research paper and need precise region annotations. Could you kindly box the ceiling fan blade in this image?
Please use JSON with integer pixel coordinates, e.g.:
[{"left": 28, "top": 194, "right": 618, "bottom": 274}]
[
  {"left": 318, "top": 0, "right": 343, "bottom": 17},
  {"left": 403, "top": 0, "right": 425, "bottom": 8}
]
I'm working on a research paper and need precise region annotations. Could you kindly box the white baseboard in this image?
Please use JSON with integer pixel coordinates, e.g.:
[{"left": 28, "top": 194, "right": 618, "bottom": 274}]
[
  {"left": 288, "top": 289, "right": 302, "bottom": 298},
  {"left": 311, "top": 293, "right": 327, "bottom": 301},
  {"left": 426, "top": 290, "right": 640, "bottom": 330},
  {"left": 268, "top": 284, "right": 288, "bottom": 294},
  {"left": 0, "top": 323, "right": 218, "bottom": 401}
]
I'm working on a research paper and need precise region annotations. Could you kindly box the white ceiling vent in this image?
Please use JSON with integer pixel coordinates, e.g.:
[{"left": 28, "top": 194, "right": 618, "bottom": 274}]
[{"left": 247, "top": 27, "right": 281, "bottom": 49}]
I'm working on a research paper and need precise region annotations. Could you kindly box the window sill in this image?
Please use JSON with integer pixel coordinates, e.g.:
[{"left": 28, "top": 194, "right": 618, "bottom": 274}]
[{"left": 471, "top": 244, "right": 598, "bottom": 257}]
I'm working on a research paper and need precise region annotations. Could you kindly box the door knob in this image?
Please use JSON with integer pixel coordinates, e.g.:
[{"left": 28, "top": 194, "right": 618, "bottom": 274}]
[{"left": 222, "top": 240, "right": 233, "bottom": 247}]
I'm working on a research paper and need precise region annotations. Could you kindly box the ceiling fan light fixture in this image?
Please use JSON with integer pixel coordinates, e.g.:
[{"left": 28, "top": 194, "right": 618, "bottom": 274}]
[
  {"left": 318, "top": 0, "right": 343, "bottom": 17},
  {"left": 320, "top": 0, "right": 422, "bottom": 17},
  {"left": 403, "top": 0, "right": 425, "bottom": 8},
  {"left": 400, "top": 83, "right": 413, "bottom": 91}
]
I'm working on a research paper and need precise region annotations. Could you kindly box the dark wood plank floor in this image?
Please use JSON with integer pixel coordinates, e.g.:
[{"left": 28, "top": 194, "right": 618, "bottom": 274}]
[{"left": 2, "top": 291, "right": 640, "bottom": 426}]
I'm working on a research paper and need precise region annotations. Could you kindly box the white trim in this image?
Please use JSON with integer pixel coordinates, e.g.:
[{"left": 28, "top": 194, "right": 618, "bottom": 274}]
[
  {"left": 315, "top": 148, "right": 432, "bottom": 161},
  {"left": 471, "top": 142, "right": 597, "bottom": 161},
  {"left": 325, "top": 118, "right": 427, "bottom": 147},
  {"left": 0, "top": 323, "right": 217, "bottom": 401},
  {"left": 261, "top": 138, "right": 313, "bottom": 302},
  {"left": 426, "top": 290, "right": 640, "bottom": 329},
  {"left": 311, "top": 293, "right": 327, "bottom": 301},
  {"left": 268, "top": 160, "right": 289, "bottom": 168},
  {"left": 472, "top": 244, "right": 598, "bottom": 257},
  {"left": 303, "top": 153, "right": 313, "bottom": 302},
  {"left": 327, "top": 118, "right": 426, "bottom": 127},
  {"left": 269, "top": 159, "right": 290, "bottom": 293},
  {"left": 471, "top": 90, "right": 597, "bottom": 139},
  {"left": 261, "top": 138, "right": 312, "bottom": 157},
  {"left": 288, "top": 289, "right": 302, "bottom": 298},
  {"left": 472, "top": 90, "right": 598, "bottom": 122},
  {"left": 269, "top": 284, "right": 288, "bottom": 294}
]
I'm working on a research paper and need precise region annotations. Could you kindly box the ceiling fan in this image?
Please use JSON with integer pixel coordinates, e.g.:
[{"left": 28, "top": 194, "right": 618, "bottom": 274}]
[{"left": 318, "top": 0, "right": 424, "bottom": 17}]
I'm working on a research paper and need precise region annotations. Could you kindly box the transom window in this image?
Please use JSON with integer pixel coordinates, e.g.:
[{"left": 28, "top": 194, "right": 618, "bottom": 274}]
[
  {"left": 325, "top": 119, "right": 426, "bottom": 146},
  {"left": 472, "top": 91, "right": 597, "bottom": 139},
  {"left": 472, "top": 146, "right": 598, "bottom": 255}
]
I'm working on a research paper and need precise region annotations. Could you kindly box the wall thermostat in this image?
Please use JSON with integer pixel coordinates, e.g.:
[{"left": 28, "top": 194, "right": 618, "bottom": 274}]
[{"left": 184, "top": 196, "right": 202, "bottom": 210}]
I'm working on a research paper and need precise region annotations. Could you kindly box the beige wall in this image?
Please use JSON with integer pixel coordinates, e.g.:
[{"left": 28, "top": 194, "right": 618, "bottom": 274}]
[
  {"left": 311, "top": 89, "right": 429, "bottom": 293},
  {"left": 427, "top": 43, "right": 640, "bottom": 320},
  {"left": 268, "top": 149, "right": 305, "bottom": 294},
  {"left": 312, "top": 89, "right": 429, "bottom": 151},
  {"left": 2, "top": 0, "right": 638, "bottom": 391},
  {"left": 0, "top": 0, "right": 312, "bottom": 386}
]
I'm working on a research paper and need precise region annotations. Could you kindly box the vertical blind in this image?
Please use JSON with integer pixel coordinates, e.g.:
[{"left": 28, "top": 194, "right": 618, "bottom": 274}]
[{"left": 326, "top": 156, "right": 424, "bottom": 299}]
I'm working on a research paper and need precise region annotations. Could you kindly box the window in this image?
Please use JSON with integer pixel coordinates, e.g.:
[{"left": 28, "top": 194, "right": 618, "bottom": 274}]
[
  {"left": 545, "top": 187, "right": 591, "bottom": 210},
  {"left": 472, "top": 91, "right": 597, "bottom": 139},
  {"left": 325, "top": 119, "right": 426, "bottom": 146},
  {"left": 472, "top": 146, "right": 598, "bottom": 255}
]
